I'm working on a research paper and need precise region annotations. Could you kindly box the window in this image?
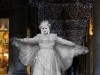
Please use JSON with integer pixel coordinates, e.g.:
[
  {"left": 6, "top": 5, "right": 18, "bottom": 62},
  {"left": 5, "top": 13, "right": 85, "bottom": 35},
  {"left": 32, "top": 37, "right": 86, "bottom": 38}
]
[{"left": 0, "top": 18, "right": 9, "bottom": 71}]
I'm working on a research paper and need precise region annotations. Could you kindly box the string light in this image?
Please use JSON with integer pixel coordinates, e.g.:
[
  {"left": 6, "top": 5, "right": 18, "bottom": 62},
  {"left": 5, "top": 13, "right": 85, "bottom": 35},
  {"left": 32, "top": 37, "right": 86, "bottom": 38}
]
[
  {"left": 81, "top": 0, "right": 94, "bottom": 3},
  {"left": 65, "top": 19, "right": 89, "bottom": 44},
  {"left": 65, "top": 2, "right": 93, "bottom": 19},
  {"left": 28, "top": 0, "right": 93, "bottom": 20},
  {"left": 38, "top": 4, "right": 63, "bottom": 22},
  {"left": 49, "top": 20, "right": 65, "bottom": 38},
  {"left": 28, "top": 0, "right": 53, "bottom": 7}
]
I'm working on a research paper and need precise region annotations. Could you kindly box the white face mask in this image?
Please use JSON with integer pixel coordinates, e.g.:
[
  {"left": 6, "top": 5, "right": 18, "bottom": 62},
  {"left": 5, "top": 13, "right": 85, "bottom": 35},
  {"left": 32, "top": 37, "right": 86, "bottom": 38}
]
[{"left": 41, "top": 26, "right": 50, "bottom": 34}]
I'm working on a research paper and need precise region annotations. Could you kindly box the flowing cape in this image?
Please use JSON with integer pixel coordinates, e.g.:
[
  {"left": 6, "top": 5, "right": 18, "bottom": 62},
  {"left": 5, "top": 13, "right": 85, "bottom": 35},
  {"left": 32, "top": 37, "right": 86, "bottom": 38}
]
[
  {"left": 11, "top": 37, "right": 88, "bottom": 71},
  {"left": 11, "top": 38, "right": 40, "bottom": 67},
  {"left": 54, "top": 43, "right": 88, "bottom": 71}
]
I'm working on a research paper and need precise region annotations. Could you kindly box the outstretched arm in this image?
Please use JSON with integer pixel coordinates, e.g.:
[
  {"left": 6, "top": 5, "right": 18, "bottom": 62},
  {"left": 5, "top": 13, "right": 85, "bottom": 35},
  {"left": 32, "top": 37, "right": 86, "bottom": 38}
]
[
  {"left": 18, "top": 37, "right": 37, "bottom": 43},
  {"left": 12, "top": 34, "right": 39, "bottom": 43},
  {"left": 56, "top": 36, "right": 75, "bottom": 46}
]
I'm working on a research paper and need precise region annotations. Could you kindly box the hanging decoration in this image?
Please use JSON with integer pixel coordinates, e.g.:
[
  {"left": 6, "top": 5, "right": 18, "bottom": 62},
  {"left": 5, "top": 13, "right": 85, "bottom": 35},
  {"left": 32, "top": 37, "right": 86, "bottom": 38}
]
[
  {"left": 28, "top": 0, "right": 93, "bottom": 20},
  {"left": 38, "top": 4, "right": 63, "bottom": 22},
  {"left": 65, "top": 2, "right": 93, "bottom": 19},
  {"left": 49, "top": 20, "right": 65, "bottom": 37},
  {"left": 65, "top": 19, "right": 89, "bottom": 44}
]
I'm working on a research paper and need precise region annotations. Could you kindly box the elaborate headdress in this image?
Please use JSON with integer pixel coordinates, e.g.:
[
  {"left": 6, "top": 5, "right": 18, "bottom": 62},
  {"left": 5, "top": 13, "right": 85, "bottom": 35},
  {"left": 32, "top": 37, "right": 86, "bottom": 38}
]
[
  {"left": 39, "top": 20, "right": 51, "bottom": 29},
  {"left": 39, "top": 20, "right": 51, "bottom": 34}
]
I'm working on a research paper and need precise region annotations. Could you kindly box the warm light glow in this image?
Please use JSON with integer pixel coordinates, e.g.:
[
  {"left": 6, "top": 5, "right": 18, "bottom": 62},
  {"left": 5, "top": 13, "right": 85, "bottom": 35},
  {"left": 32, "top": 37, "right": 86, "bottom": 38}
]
[
  {"left": 4, "top": 28, "right": 7, "bottom": 30},
  {"left": 0, "top": 18, "right": 9, "bottom": 68},
  {"left": 89, "top": 18, "right": 93, "bottom": 36},
  {"left": 4, "top": 53, "right": 9, "bottom": 59},
  {"left": 3, "top": 31, "right": 9, "bottom": 39}
]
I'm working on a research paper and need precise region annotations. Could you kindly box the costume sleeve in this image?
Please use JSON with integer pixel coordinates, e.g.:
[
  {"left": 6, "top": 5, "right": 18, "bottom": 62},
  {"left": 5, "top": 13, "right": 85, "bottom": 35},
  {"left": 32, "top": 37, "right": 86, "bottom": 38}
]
[
  {"left": 56, "top": 35, "right": 75, "bottom": 46},
  {"left": 13, "top": 35, "right": 39, "bottom": 44},
  {"left": 11, "top": 34, "right": 39, "bottom": 47},
  {"left": 11, "top": 34, "right": 40, "bottom": 66}
]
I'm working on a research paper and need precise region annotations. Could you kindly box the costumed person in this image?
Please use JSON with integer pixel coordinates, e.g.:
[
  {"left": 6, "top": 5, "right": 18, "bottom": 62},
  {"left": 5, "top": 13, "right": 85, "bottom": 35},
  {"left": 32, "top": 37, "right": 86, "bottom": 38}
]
[{"left": 11, "top": 21, "right": 89, "bottom": 75}]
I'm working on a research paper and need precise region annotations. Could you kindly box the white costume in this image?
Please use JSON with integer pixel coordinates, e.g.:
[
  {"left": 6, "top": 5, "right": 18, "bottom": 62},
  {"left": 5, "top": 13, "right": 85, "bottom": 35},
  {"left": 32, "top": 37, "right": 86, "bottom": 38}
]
[{"left": 12, "top": 21, "right": 88, "bottom": 75}]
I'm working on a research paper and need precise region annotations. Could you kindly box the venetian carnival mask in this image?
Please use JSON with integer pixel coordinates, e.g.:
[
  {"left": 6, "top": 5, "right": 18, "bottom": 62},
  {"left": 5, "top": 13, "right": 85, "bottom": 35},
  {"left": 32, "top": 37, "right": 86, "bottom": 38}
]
[
  {"left": 39, "top": 21, "right": 51, "bottom": 34},
  {"left": 41, "top": 26, "right": 49, "bottom": 34},
  {"left": 41, "top": 26, "right": 50, "bottom": 34}
]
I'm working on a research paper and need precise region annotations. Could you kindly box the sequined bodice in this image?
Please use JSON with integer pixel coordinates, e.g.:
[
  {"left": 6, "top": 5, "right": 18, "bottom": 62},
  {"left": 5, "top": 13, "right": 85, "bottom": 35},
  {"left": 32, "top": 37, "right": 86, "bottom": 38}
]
[{"left": 38, "top": 34, "right": 55, "bottom": 49}]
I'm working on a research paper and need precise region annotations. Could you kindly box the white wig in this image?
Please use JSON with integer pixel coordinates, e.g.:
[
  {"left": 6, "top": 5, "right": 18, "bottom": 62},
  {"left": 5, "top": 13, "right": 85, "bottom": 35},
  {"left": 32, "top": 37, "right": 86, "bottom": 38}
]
[
  {"left": 39, "top": 20, "right": 51, "bottom": 29},
  {"left": 39, "top": 21, "right": 51, "bottom": 34}
]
